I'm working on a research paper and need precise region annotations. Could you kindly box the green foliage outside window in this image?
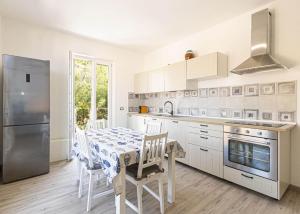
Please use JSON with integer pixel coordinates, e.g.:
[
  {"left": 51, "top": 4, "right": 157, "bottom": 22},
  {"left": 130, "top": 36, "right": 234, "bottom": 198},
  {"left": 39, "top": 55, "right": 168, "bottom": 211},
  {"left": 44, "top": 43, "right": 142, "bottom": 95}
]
[
  {"left": 74, "top": 59, "right": 108, "bottom": 129},
  {"left": 96, "top": 64, "right": 109, "bottom": 121}
]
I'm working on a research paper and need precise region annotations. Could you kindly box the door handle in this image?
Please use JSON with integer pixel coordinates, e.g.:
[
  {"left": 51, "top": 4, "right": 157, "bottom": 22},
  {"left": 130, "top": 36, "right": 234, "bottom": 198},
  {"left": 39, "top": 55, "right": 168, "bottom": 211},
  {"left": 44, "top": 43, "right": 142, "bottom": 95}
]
[
  {"left": 172, "top": 121, "right": 178, "bottom": 123},
  {"left": 200, "top": 148, "right": 208, "bottom": 152},
  {"left": 200, "top": 124, "right": 208, "bottom": 127},
  {"left": 241, "top": 173, "right": 254, "bottom": 179},
  {"left": 200, "top": 130, "right": 208, "bottom": 133},
  {"left": 200, "top": 136, "right": 208, "bottom": 140}
]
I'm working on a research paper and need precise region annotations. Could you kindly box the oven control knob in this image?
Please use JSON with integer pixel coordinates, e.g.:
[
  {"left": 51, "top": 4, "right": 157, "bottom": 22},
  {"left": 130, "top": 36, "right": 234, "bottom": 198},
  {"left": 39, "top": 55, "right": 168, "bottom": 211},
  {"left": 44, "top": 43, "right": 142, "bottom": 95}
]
[
  {"left": 245, "top": 130, "right": 250, "bottom": 134},
  {"left": 257, "top": 132, "right": 262, "bottom": 135}
]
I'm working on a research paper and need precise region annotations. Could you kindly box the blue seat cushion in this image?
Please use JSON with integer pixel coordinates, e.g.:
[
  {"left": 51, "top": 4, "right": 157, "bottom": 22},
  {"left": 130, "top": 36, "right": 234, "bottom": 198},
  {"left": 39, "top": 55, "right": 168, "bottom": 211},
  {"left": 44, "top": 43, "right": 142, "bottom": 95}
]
[
  {"left": 82, "top": 157, "right": 102, "bottom": 170},
  {"left": 126, "top": 163, "right": 164, "bottom": 180}
]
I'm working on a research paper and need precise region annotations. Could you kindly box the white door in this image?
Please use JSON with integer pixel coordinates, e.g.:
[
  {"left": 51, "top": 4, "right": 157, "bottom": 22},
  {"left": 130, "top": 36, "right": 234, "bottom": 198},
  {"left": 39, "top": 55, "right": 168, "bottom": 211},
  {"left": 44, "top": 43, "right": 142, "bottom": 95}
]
[
  {"left": 199, "top": 148, "right": 208, "bottom": 172},
  {"left": 206, "top": 149, "right": 221, "bottom": 177},
  {"left": 188, "top": 144, "right": 200, "bottom": 169},
  {"left": 135, "top": 116, "right": 147, "bottom": 132},
  {"left": 69, "top": 53, "right": 112, "bottom": 158}
]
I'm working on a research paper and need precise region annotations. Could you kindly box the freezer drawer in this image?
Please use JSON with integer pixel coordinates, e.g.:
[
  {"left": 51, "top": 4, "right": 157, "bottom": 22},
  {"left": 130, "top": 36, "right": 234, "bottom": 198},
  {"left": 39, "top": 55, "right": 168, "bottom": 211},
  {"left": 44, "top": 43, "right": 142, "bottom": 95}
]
[
  {"left": 3, "top": 124, "right": 50, "bottom": 183},
  {"left": 3, "top": 55, "right": 50, "bottom": 126}
]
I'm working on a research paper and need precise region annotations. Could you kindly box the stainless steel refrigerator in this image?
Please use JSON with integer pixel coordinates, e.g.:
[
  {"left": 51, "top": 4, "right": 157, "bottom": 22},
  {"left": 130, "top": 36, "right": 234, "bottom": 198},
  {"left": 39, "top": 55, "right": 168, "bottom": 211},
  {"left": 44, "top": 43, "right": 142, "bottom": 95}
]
[{"left": 1, "top": 55, "right": 50, "bottom": 183}]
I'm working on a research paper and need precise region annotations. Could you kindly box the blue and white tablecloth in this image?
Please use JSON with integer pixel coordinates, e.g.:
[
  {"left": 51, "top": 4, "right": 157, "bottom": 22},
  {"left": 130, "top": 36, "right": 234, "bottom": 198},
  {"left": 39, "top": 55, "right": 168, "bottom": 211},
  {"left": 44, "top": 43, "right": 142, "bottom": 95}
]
[{"left": 79, "top": 127, "right": 185, "bottom": 195}]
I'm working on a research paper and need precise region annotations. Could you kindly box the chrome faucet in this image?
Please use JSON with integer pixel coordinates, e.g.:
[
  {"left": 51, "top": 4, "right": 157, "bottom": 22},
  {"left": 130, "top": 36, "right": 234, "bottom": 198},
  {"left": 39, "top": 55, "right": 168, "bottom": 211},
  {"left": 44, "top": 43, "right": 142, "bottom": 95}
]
[{"left": 164, "top": 101, "right": 174, "bottom": 116}]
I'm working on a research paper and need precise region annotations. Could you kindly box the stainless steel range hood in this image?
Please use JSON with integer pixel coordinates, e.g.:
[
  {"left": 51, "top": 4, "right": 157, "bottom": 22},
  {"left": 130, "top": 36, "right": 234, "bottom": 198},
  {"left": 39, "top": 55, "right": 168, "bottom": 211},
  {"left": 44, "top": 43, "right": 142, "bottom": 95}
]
[{"left": 231, "top": 9, "right": 287, "bottom": 75}]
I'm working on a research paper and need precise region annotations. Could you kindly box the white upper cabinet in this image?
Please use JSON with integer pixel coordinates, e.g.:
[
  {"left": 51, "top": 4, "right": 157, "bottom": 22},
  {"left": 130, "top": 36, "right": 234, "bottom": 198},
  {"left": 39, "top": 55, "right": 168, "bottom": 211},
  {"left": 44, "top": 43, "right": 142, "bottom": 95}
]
[
  {"left": 133, "top": 52, "right": 227, "bottom": 93},
  {"left": 134, "top": 71, "right": 149, "bottom": 94},
  {"left": 148, "top": 68, "right": 165, "bottom": 92},
  {"left": 164, "top": 61, "right": 186, "bottom": 91},
  {"left": 187, "top": 52, "right": 228, "bottom": 80},
  {"left": 164, "top": 61, "right": 197, "bottom": 92}
]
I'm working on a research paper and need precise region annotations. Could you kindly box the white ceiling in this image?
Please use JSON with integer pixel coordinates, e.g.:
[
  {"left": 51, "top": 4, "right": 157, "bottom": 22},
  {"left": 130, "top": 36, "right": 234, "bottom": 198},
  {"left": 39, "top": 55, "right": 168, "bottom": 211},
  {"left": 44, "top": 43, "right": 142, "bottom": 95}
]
[{"left": 0, "top": 0, "right": 274, "bottom": 53}]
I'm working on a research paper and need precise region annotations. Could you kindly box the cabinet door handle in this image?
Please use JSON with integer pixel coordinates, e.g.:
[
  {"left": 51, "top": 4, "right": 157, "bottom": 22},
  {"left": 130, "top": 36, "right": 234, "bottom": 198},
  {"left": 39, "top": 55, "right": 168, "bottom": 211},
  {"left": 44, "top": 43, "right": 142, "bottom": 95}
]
[
  {"left": 172, "top": 121, "right": 178, "bottom": 123},
  {"left": 200, "top": 130, "right": 208, "bottom": 133},
  {"left": 200, "top": 124, "right": 208, "bottom": 127},
  {"left": 241, "top": 174, "right": 254, "bottom": 179},
  {"left": 200, "top": 148, "right": 208, "bottom": 152},
  {"left": 200, "top": 136, "right": 208, "bottom": 140},
  {"left": 152, "top": 118, "right": 157, "bottom": 121}
]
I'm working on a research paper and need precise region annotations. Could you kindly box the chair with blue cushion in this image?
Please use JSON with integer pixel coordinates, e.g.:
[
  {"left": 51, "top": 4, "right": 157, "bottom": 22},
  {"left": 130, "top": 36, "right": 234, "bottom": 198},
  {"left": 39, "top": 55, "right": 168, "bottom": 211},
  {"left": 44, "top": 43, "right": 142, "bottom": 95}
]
[
  {"left": 77, "top": 128, "right": 113, "bottom": 212},
  {"left": 72, "top": 126, "right": 86, "bottom": 183},
  {"left": 125, "top": 132, "right": 168, "bottom": 214}
]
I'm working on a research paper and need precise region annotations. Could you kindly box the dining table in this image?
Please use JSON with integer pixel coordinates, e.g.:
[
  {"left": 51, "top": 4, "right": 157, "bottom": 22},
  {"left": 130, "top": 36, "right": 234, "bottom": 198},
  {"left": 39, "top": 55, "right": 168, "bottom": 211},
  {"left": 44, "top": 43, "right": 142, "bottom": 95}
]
[{"left": 85, "top": 127, "right": 186, "bottom": 214}]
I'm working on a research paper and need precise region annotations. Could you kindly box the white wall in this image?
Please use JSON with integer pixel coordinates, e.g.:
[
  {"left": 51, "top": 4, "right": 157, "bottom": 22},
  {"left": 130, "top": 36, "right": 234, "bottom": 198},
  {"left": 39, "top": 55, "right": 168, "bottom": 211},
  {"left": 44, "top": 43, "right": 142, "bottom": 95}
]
[
  {"left": 144, "top": 0, "right": 300, "bottom": 187},
  {"left": 1, "top": 18, "right": 143, "bottom": 162}
]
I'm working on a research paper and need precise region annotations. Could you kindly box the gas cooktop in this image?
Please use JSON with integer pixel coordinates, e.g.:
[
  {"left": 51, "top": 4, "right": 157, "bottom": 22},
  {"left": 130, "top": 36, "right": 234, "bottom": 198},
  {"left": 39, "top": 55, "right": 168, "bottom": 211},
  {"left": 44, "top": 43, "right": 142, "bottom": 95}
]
[{"left": 225, "top": 121, "right": 285, "bottom": 128}]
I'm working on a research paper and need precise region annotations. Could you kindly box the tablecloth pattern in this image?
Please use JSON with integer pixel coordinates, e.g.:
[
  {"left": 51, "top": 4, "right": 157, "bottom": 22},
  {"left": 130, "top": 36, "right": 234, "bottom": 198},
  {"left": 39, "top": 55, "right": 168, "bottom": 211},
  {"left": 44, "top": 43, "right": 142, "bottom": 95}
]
[{"left": 78, "top": 127, "right": 185, "bottom": 195}]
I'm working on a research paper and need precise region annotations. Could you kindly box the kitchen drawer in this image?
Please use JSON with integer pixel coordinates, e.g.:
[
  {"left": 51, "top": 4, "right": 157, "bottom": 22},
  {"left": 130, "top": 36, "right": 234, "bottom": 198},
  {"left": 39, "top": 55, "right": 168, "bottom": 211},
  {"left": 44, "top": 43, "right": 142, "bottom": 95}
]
[
  {"left": 188, "top": 122, "right": 223, "bottom": 132},
  {"left": 199, "top": 129, "right": 223, "bottom": 138},
  {"left": 199, "top": 134, "right": 223, "bottom": 151},
  {"left": 187, "top": 132, "right": 206, "bottom": 147},
  {"left": 224, "top": 166, "right": 278, "bottom": 199},
  {"left": 187, "top": 131, "right": 223, "bottom": 151}
]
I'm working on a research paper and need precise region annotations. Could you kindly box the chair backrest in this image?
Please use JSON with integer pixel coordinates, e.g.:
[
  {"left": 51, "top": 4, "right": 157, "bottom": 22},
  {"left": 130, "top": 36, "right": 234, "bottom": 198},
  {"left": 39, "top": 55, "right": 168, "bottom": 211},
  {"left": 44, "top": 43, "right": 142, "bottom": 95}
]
[
  {"left": 137, "top": 132, "right": 168, "bottom": 178},
  {"left": 85, "top": 119, "right": 93, "bottom": 131},
  {"left": 86, "top": 119, "right": 107, "bottom": 130},
  {"left": 95, "top": 119, "right": 107, "bottom": 130},
  {"left": 145, "top": 121, "right": 162, "bottom": 135},
  {"left": 75, "top": 127, "right": 94, "bottom": 168}
]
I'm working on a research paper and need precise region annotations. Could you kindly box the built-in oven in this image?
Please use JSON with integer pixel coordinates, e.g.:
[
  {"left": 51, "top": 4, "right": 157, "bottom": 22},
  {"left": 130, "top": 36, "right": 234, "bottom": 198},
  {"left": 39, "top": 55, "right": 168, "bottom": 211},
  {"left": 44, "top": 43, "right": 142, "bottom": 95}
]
[{"left": 224, "top": 125, "right": 278, "bottom": 181}]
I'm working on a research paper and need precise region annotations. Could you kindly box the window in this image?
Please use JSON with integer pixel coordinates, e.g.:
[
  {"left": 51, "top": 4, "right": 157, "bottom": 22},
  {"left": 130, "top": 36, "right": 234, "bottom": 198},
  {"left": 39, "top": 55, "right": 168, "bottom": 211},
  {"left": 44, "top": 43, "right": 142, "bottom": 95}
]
[{"left": 69, "top": 53, "right": 111, "bottom": 131}]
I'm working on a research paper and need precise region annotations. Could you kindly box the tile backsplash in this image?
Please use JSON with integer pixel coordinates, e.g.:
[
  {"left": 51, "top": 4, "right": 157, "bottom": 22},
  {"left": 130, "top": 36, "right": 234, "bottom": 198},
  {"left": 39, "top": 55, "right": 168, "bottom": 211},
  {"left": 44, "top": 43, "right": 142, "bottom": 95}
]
[{"left": 128, "top": 81, "right": 297, "bottom": 122}]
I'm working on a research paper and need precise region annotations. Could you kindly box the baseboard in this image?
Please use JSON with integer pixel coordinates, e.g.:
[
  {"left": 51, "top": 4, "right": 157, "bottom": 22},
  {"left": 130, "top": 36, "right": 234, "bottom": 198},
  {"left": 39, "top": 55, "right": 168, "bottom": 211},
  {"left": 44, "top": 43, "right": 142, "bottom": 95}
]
[{"left": 50, "top": 138, "right": 69, "bottom": 162}]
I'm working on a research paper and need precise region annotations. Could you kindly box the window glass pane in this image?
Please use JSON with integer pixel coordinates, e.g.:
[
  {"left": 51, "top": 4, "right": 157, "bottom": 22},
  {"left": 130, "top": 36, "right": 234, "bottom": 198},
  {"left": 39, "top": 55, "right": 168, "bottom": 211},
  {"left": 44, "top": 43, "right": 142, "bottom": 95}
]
[
  {"left": 74, "top": 59, "right": 92, "bottom": 129},
  {"left": 96, "top": 64, "right": 109, "bottom": 120},
  {"left": 228, "top": 140, "right": 270, "bottom": 172}
]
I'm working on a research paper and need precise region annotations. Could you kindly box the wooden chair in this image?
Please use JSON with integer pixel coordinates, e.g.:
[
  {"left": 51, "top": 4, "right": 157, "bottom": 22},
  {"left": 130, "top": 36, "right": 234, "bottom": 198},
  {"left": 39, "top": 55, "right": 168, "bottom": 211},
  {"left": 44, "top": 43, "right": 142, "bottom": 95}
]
[
  {"left": 145, "top": 120, "right": 162, "bottom": 135},
  {"left": 77, "top": 128, "right": 113, "bottom": 212},
  {"left": 125, "top": 132, "right": 168, "bottom": 214}
]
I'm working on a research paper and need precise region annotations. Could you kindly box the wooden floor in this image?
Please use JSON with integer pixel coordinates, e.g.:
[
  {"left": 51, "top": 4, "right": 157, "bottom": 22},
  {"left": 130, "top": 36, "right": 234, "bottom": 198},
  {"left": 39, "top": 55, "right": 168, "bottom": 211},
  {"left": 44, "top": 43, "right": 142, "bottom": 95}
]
[{"left": 0, "top": 161, "right": 300, "bottom": 214}]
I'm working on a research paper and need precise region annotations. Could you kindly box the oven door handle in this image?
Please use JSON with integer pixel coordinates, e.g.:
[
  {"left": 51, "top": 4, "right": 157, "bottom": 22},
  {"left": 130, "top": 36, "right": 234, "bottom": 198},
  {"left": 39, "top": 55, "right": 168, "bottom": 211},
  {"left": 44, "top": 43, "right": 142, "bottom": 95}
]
[
  {"left": 226, "top": 135, "right": 272, "bottom": 147},
  {"left": 241, "top": 173, "right": 254, "bottom": 179}
]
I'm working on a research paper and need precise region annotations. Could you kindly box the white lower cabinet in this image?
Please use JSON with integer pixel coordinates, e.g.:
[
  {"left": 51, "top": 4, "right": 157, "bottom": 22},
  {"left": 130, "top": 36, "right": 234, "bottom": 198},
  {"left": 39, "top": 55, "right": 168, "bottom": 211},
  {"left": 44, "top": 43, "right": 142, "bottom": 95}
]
[
  {"left": 224, "top": 166, "right": 278, "bottom": 199},
  {"left": 188, "top": 144, "right": 223, "bottom": 178},
  {"left": 127, "top": 114, "right": 135, "bottom": 129},
  {"left": 127, "top": 115, "right": 147, "bottom": 132},
  {"left": 206, "top": 149, "right": 223, "bottom": 177},
  {"left": 187, "top": 122, "right": 224, "bottom": 178},
  {"left": 188, "top": 144, "right": 201, "bottom": 169},
  {"left": 165, "top": 120, "right": 188, "bottom": 164}
]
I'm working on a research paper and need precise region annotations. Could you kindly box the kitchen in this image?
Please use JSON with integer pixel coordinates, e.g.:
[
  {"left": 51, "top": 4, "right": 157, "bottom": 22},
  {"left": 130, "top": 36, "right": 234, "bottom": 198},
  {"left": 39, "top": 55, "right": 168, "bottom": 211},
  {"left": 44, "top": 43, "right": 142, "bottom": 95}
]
[{"left": 0, "top": 0, "right": 300, "bottom": 214}]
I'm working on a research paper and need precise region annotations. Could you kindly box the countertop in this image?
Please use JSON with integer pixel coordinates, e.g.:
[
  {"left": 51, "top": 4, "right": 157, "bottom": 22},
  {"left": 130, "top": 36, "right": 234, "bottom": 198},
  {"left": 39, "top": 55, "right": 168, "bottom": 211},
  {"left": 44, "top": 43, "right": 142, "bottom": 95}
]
[{"left": 128, "top": 112, "right": 296, "bottom": 132}]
